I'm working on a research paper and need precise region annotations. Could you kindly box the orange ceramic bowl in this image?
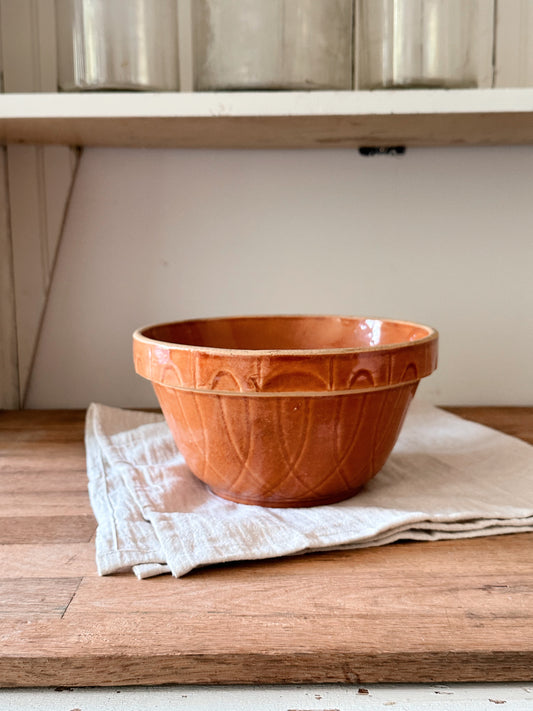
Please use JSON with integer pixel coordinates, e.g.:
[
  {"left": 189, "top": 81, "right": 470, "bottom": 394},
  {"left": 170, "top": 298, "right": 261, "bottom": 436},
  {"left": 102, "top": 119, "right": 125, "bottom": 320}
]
[{"left": 133, "top": 315, "right": 438, "bottom": 507}]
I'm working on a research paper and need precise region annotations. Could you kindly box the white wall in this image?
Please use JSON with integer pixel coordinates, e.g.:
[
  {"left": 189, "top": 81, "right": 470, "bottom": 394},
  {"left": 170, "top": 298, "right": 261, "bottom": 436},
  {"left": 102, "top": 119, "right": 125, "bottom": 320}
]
[{"left": 25, "top": 145, "right": 533, "bottom": 409}]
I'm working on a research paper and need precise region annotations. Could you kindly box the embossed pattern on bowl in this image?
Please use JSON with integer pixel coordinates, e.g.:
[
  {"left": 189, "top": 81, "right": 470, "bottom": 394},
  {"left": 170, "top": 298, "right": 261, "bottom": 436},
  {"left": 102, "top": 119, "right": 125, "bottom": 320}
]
[{"left": 133, "top": 315, "right": 438, "bottom": 507}]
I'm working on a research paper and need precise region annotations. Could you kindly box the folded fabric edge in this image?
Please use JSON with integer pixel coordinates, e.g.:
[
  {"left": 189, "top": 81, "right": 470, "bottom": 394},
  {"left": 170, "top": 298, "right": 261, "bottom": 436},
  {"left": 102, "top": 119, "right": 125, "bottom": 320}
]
[
  {"left": 133, "top": 563, "right": 172, "bottom": 579},
  {"left": 96, "top": 548, "right": 168, "bottom": 577},
  {"left": 162, "top": 525, "right": 533, "bottom": 579},
  {"left": 330, "top": 524, "right": 533, "bottom": 551},
  {"left": 85, "top": 404, "right": 170, "bottom": 577}
]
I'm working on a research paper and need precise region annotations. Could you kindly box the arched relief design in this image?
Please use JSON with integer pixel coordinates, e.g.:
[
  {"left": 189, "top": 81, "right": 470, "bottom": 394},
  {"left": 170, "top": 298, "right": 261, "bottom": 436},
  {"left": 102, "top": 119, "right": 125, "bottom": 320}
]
[
  {"left": 135, "top": 322, "right": 438, "bottom": 395},
  {"left": 141, "top": 346, "right": 429, "bottom": 392},
  {"left": 262, "top": 370, "right": 330, "bottom": 392},
  {"left": 401, "top": 362, "right": 418, "bottom": 383},
  {"left": 258, "top": 354, "right": 333, "bottom": 393},
  {"left": 193, "top": 351, "right": 259, "bottom": 392},
  {"left": 209, "top": 369, "right": 242, "bottom": 392},
  {"left": 389, "top": 339, "right": 437, "bottom": 385},
  {"left": 161, "top": 347, "right": 194, "bottom": 389},
  {"left": 347, "top": 368, "right": 375, "bottom": 389},
  {"left": 331, "top": 351, "right": 392, "bottom": 390},
  {"left": 157, "top": 361, "right": 184, "bottom": 389},
  {"left": 187, "top": 351, "right": 339, "bottom": 393}
]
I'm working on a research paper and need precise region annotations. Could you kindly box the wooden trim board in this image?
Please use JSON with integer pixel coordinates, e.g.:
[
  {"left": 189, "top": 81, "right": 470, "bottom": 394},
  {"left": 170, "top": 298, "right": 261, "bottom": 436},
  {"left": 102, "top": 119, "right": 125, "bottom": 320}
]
[
  {"left": 0, "top": 7, "right": 19, "bottom": 408},
  {"left": 0, "top": 146, "right": 19, "bottom": 409},
  {"left": 0, "top": 407, "right": 532, "bottom": 687},
  {"left": 1, "top": 89, "right": 533, "bottom": 147}
]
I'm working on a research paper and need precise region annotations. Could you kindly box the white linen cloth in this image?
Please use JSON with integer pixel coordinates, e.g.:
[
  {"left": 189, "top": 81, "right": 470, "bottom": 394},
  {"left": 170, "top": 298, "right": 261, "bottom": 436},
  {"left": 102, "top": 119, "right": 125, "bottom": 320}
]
[{"left": 85, "top": 402, "right": 533, "bottom": 579}]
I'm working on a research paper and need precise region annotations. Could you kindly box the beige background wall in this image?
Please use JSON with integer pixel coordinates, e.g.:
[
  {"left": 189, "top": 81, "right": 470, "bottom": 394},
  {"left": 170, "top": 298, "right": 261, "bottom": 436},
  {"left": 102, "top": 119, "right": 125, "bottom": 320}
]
[{"left": 25, "top": 145, "right": 533, "bottom": 409}]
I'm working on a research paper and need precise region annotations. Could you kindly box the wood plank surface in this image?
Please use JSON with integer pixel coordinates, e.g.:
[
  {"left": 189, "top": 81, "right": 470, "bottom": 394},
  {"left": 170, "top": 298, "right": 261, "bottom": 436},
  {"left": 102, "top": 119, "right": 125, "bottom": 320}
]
[
  {"left": 444, "top": 406, "right": 533, "bottom": 445},
  {"left": 0, "top": 577, "right": 81, "bottom": 618},
  {"left": 0, "top": 408, "right": 532, "bottom": 687}
]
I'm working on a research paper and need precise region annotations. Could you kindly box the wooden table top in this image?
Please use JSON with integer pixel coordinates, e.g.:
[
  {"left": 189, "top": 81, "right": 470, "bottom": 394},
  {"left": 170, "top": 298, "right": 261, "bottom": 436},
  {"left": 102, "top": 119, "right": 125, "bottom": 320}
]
[{"left": 0, "top": 407, "right": 532, "bottom": 687}]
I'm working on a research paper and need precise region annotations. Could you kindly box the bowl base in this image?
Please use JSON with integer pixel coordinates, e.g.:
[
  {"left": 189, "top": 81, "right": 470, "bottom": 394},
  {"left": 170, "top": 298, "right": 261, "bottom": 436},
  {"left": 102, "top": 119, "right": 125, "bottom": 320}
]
[{"left": 207, "top": 484, "right": 365, "bottom": 508}]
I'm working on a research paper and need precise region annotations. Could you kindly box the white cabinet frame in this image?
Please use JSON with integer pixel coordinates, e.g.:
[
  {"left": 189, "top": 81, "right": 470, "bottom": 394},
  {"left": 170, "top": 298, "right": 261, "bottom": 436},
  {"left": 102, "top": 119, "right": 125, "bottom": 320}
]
[{"left": 0, "top": 0, "right": 79, "bottom": 408}]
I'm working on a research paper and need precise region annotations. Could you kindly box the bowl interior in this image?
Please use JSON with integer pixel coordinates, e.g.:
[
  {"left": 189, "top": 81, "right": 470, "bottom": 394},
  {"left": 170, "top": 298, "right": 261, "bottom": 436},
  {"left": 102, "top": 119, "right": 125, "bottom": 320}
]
[{"left": 140, "top": 315, "right": 433, "bottom": 352}]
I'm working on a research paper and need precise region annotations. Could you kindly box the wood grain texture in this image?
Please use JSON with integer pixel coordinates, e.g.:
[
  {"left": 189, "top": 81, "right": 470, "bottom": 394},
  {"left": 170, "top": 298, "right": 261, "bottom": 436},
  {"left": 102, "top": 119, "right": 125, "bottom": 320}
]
[
  {"left": 0, "top": 577, "right": 81, "bottom": 618},
  {"left": 0, "top": 408, "right": 532, "bottom": 687},
  {"left": 444, "top": 407, "right": 533, "bottom": 445},
  {"left": 0, "top": 515, "right": 96, "bottom": 544},
  {"left": 0, "top": 543, "right": 96, "bottom": 578}
]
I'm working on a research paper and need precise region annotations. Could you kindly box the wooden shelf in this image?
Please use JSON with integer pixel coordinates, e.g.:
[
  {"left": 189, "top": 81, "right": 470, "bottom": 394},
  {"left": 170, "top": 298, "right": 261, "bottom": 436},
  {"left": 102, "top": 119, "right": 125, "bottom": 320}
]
[{"left": 1, "top": 88, "right": 533, "bottom": 148}]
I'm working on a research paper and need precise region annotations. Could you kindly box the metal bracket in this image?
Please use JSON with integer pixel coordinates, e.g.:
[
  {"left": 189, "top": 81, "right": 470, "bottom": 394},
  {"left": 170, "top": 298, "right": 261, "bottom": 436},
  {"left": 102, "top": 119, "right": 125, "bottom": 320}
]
[{"left": 358, "top": 146, "right": 406, "bottom": 157}]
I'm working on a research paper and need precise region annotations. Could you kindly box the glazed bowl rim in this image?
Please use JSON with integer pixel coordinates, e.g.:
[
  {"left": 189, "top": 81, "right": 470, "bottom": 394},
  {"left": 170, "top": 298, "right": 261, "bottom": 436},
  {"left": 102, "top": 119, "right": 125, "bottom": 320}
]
[{"left": 133, "top": 314, "right": 438, "bottom": 356}]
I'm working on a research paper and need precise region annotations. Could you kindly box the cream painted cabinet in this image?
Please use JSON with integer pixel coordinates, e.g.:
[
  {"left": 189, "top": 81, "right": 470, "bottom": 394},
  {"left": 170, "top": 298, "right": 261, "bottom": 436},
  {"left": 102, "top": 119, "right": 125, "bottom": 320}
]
[
  {"left": 0, "top": 0, "right": 78, "bottom": 408},
  {"left": 0, "top": 0, "right": 532, "bottom": 408}
]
